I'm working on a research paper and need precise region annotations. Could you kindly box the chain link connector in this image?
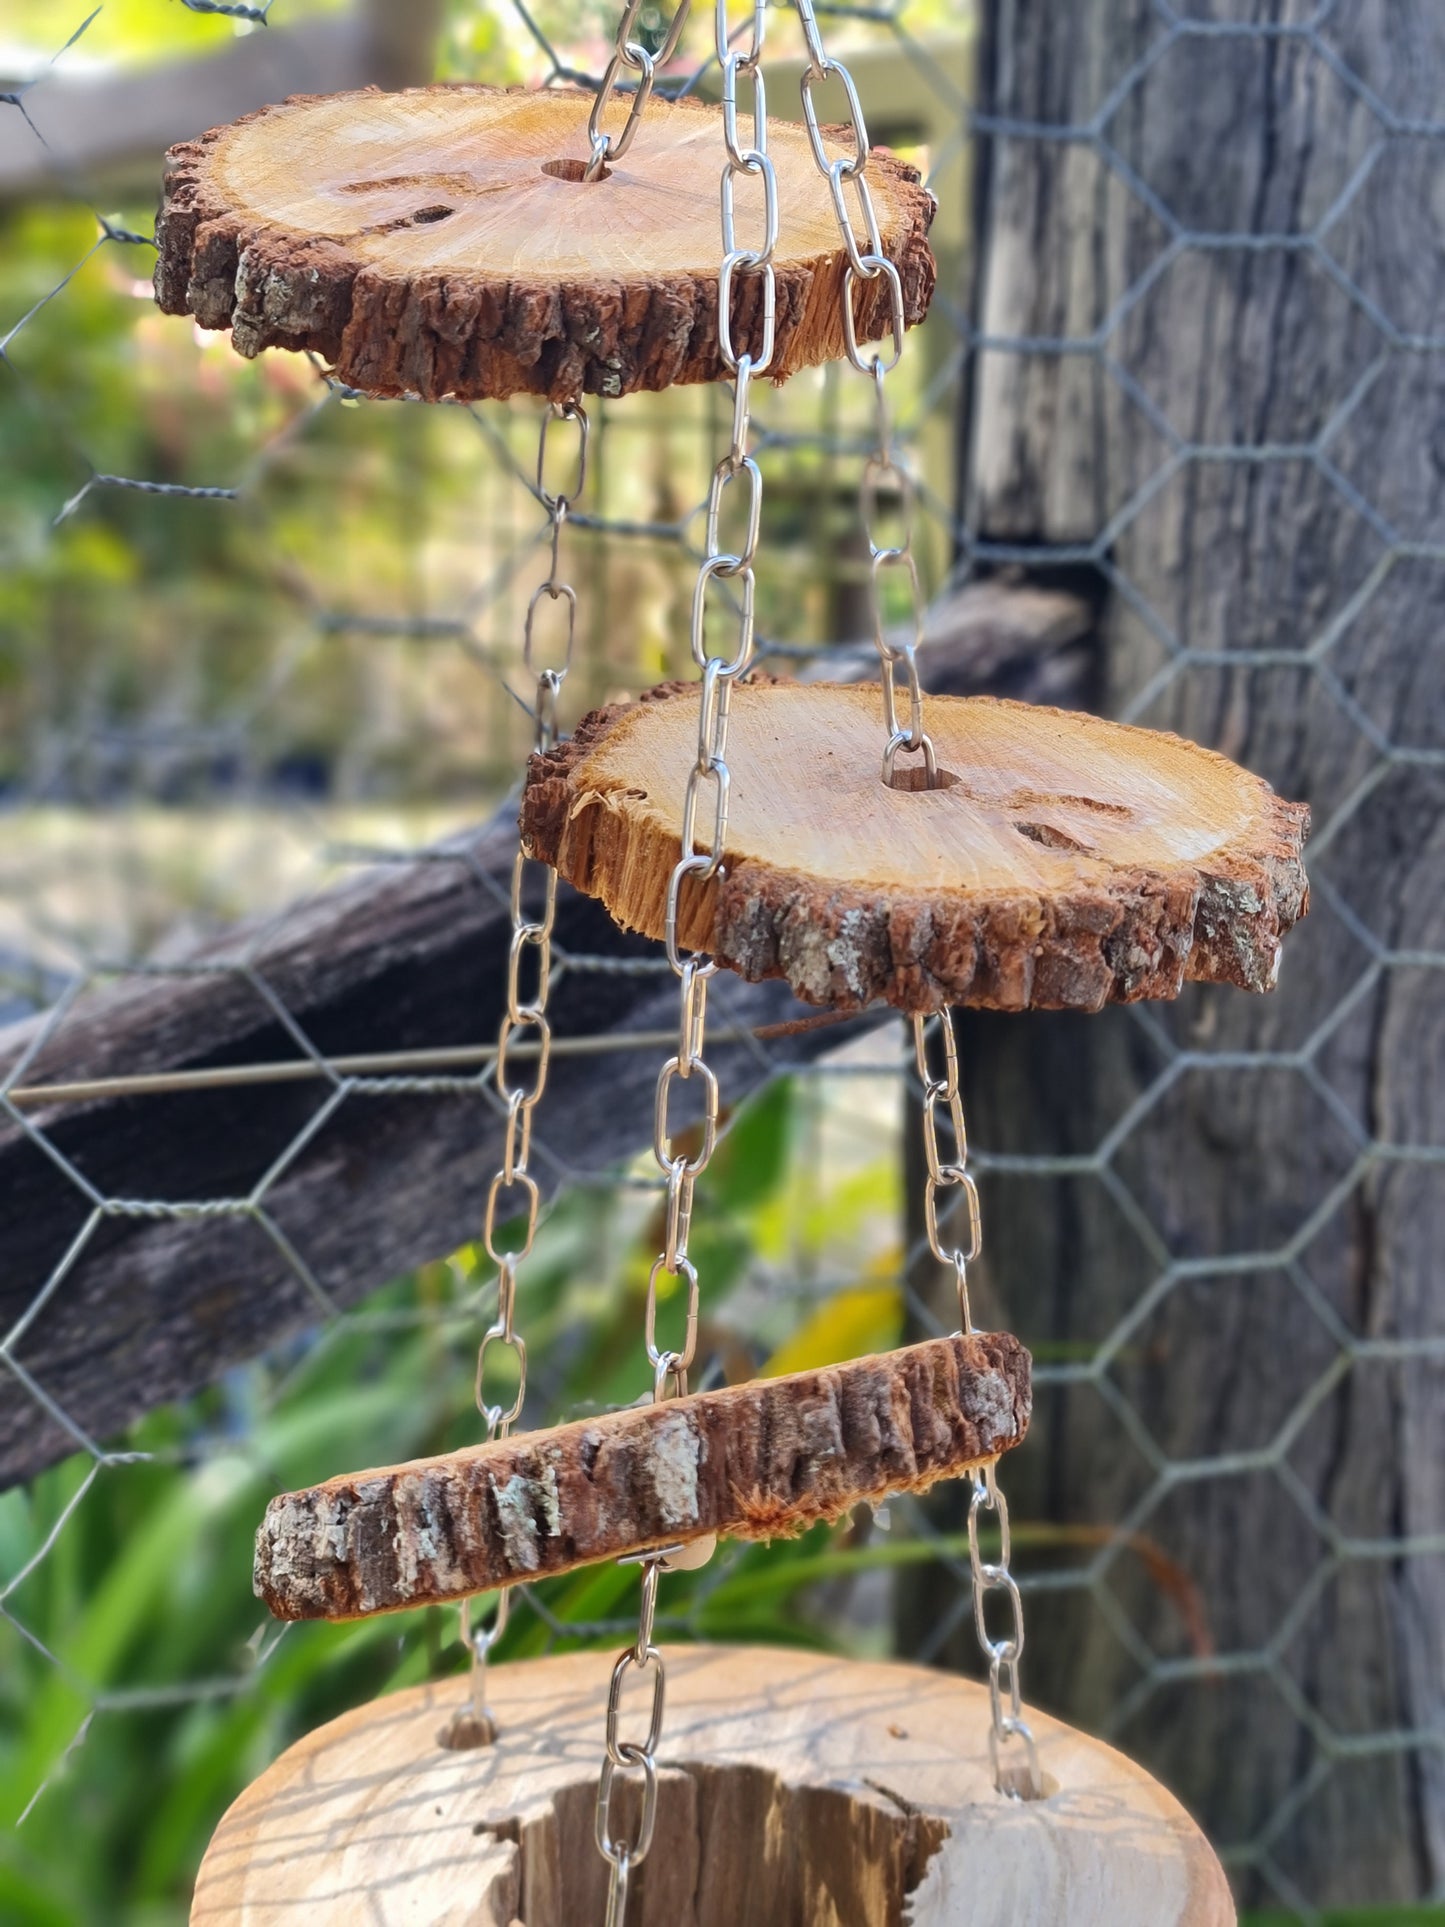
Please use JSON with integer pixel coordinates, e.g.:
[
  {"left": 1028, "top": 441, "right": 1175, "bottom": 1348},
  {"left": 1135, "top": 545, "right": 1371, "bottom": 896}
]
[
  {"left": 691, "top": 553, "right": 756, "bottom": 676},
  {"left": 605, "top": 1642, "right": 666, "bottom": 1765},
  {"left": 483, "top": 1167, "right": 542, "bottom": 1265},
  {"left": 720, "top": 150, "right": 779, "bottom": 262},
  {"left": 654, "top": 1058, "right": 719, "bottom": 1176},
  {"left": 969, "top": 1464, "right": 1044, "bottom": 1801},
  {"left": 664, "top": 851, "right": 716, "bottom": 973},
  {"left": 439, "top": 1587, "right": 508, "bottom": 1750},
  {"left": 475, "top": 1329, "right": 527, "bottom": 1431},
  {"left": 801, "top": 57, "right": 871, "bottom": 179},
  {"left": 645, "top": 1253, "right": 700, "bottom": 1394},
  {"left": 679, "top": 758, "right": 731, "bottom": 874},
  {"left": 536, "top": 398, "right": 590, "bottom": 509},
  {"left": 704, "top": 453, "right": 763, "bottom": 574},
  {"left": 595, "top": 1747, "right": 659, "bottom": 1871},
  {"left": 587, "top": 43, "right": 656, "bottom": 179},
  {"left": 844, "top": 255, "right": 907, "bottom": 375},
  {"left": 827, "top": 158, "right": 884, "bottom": 277},
  {"left": 721, "top": 50, "right": 766, "bottom": 167},
  {"left": 524, "top": 579, "right": 578, "bottom": 686},
  {"left": 714, "top": 0, "right": 764, "bottom": 68},
  {"left": 717, "top": 250, "right": 777, "bottom": 375}
]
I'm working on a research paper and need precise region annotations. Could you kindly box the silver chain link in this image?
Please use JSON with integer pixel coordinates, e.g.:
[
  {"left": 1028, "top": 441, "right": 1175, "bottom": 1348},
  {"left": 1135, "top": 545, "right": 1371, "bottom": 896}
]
[
  {"left": 912, "top": 1009, "right": 980, "bottom": 1338},
  {"left": 795, "top": 0, "right": 931, "bottom": 790},
  {"left": 445, "top": 401, "right": 588, "bottom": 1749},
  {"left": 584, "top": 0, "right": 694, "bottom": 180},
  {"left": 593, "top": 5, "right": 768, "bottom": 1916},
  {"left": 794, "top": 0, "right": 1040, "bottom": 1796},
  {"left": 914, "top": 1011, "right": 1041, "bottom": 1798}
]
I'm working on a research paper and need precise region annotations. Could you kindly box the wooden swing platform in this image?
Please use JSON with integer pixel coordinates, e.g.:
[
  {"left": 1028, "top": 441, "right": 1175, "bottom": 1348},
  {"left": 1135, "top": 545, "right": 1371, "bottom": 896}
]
[
  {"left": 255, "top": 1333, "right": 1029, "bottom": 1620},
  {"left": 189, "top": 1645, "right": 1236, "bottom": 1925},
  {"left": 521, "top": 679, "right": 1310, "bottom": 1015},
  {"left": 154, "top": 85, "right": 936, "bottom": 401}
]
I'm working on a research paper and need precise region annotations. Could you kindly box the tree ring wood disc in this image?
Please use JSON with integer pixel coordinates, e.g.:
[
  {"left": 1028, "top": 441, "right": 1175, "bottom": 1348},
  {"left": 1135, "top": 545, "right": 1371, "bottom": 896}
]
[
  {"left": 520, "top": 680, "right": 1309, "bottom": 1015},
  {"left": 154, "top": 86, "right": 937, "bottom": 402},
  {"left": 189, "top": 1645, "right": 1235, "bottom": 1925}
]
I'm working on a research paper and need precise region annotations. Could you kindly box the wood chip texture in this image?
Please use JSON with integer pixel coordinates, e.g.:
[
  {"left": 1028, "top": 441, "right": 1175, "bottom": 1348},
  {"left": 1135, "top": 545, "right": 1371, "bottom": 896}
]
[
  {"left": 521, "top": 679, "right": 1311, "bottom": 1015},
  {"left": 254, "top": 1333, "right": 1029, "bottom": 1620},
  {"left": 154, "top": 85, "right": 936, "bottom": 402}
]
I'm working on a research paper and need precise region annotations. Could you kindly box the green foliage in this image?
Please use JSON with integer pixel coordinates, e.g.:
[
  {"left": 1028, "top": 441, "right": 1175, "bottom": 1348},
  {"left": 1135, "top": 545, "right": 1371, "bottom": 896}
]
[{"left": 1242, "top": 1914, "right": 1445, "bottom": 1926}]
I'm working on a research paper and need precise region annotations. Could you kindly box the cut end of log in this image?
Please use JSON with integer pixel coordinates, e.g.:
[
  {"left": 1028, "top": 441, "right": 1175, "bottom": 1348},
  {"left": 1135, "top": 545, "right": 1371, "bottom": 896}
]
[
  {"left": 191, "top": 1647, "right": 1236, "bottom": 1927},
  {"left": 520, "top": 679, "right": 1310, "bottom": 1015},
  {"left": 253, "top": 1331, "right": 1030, "bottom": 1620},
  {"left": 154, "top": 85, "right": 936, "bottom": 401}
]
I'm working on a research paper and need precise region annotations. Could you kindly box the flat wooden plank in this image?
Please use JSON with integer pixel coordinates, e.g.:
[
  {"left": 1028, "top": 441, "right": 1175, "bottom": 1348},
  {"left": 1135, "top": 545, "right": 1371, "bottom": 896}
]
[
  {"left": 189, "top": 1645, "right": 1236, "bottom": 1925},
  {"left": 254, "top": 1332, "right": 1030, "bottom": 1619},
  {"left": 521, "top": 678, "right": 1310, "bottom": 1014},
  {"left": 154, "top": 86, "right": 936, "bottom": 401}
]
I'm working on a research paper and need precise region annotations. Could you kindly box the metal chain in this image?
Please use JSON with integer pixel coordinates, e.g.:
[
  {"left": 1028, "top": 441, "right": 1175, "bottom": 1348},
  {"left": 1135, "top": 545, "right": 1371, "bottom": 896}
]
[
  {"left": 446, "top": 401, "right": 589, "bottom": 1749},
  {"left": 593, "top": 5, "right": 769, "bottom": 1917},
  {"left": 913, "top": 1010, "right": 1041, "bottom": 1798},
  {"left": 793, "top": 0, "right": 1041, "bottom": 1797},
  {"left": 584, "top": 0, "right": 693, "bottom": 180},
  {"left": 795, "top": 0, "right": 931, "bottom": 790},
  {"left": 912, "top": 1008, "right": 979, "bottom": 1338}
]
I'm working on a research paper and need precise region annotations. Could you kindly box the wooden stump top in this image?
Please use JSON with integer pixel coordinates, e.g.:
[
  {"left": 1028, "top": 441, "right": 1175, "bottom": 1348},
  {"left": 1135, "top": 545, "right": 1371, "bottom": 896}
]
[
  {"left": 190, "top": 1645, "right": 1236, "bottom": 1925},
  {"left": 154, "top": 86, "right": 936, "bottom": 401},
  {"left": 521, "top": 680, "right": 1310, "bottom": 1014},
  {"left": 255, "top": 1333, "right": 1029, "bottom": 1621}
]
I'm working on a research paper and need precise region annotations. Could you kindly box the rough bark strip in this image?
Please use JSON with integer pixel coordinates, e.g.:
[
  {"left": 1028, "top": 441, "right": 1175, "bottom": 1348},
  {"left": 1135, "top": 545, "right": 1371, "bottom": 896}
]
[
  {"left": 253, "top": 1331, "right": 1031, "bottom": 1619},
  {"left": 521, "top": 679, "right": 1309, "bottom": 1015},
  {"left": 153, "top": 86, "right": 936, "bottom": 402}
]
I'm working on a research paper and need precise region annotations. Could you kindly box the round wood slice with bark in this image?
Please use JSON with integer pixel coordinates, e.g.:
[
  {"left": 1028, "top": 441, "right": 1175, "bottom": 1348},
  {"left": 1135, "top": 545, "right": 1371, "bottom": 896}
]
[
  {"left": 154, "top": 85, "right": 936, "bottom": 401},
  {"left": 520, "top": 678, "right": 1310, "bottom": 1015},
  {"left": 189, "top": 1646, "right": 1235, "bottom": 1926}
]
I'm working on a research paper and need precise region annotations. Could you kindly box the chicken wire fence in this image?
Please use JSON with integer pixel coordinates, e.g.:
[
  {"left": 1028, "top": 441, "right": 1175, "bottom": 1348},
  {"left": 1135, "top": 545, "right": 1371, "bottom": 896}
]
[{"left": 0, "top": 0, "right": 1442, "bottom": 1920}]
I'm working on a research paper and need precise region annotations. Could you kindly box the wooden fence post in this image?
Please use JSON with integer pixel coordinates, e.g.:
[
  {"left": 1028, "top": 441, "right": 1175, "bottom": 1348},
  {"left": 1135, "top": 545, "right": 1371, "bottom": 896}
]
[{"left": 901, "top": 0, "right": 1445, "bottom": 1904}]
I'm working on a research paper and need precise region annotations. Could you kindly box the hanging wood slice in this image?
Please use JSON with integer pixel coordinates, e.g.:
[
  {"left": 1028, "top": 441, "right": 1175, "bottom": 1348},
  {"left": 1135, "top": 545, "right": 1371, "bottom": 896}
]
[
  {"left": 255, "top": 1332, "right": 1028, "bottom": 1620},
  {"left": 521, "top": 679, "right": 1310, "bottom": 1015},
  {"left": 154, "top": 85, "right": 936, "bottom": 401},
  {"left": 189, "top": 1645, "right": 1236, "bottom": 1925}
]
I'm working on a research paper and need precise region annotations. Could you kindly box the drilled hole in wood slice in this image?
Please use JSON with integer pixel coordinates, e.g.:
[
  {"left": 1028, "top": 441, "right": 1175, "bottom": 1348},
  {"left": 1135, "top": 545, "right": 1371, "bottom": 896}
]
[
  {"left": 189, "top": 1648, "right": 1236, "bottom": 1926},
  {"left": 520, "top": 678, "right": 1310, "bottom": 1015},
  {"left": 437, "top": 1709, "right": 495, "bottom": 1751},
  {"left": 887, "top": 764, "right": 962, "bottom": 793},
  {"left": 540, "top": 156, "right": 609, "bottom": 182},
  {"left": 153, "top": 87, "right": 936, "bottom": 402}
]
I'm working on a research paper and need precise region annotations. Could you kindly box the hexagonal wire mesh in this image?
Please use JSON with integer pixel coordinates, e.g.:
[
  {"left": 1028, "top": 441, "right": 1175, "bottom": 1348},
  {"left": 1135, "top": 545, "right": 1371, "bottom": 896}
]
[{"left": 0, "top": 0, "right": 1441, "bottom": 1920}]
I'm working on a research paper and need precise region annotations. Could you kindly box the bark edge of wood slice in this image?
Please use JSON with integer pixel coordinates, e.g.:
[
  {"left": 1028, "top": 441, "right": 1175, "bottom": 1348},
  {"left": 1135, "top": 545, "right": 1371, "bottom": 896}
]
[
  {"left": 521, "top": 679, "right": 1310, "bottom": 1015},
  {"left": 154, "top": 85, "right": 936, "bottom": 401},
  {"left": 188, "top": 1645, "right": 1236, "bottom": 1926},
  {"left": 255, "top": 1331, "right": 1028, "bottom": 1620}
]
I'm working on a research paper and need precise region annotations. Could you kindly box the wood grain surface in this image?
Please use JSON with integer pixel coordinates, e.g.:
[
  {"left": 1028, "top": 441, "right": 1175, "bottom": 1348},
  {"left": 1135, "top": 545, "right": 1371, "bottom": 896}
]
[
  {"left": 521, "top": 678, "right": 1309, "bottom": 1014},
  {"left": 189, "top": 1644, "right": 1236, "bottom": 1924},
  {"left": 154, "top": 85, "right": 936, "bottom": 400},
  {"left": 255, "top": 1332, "right": 1030, "bottom": 1619}
]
